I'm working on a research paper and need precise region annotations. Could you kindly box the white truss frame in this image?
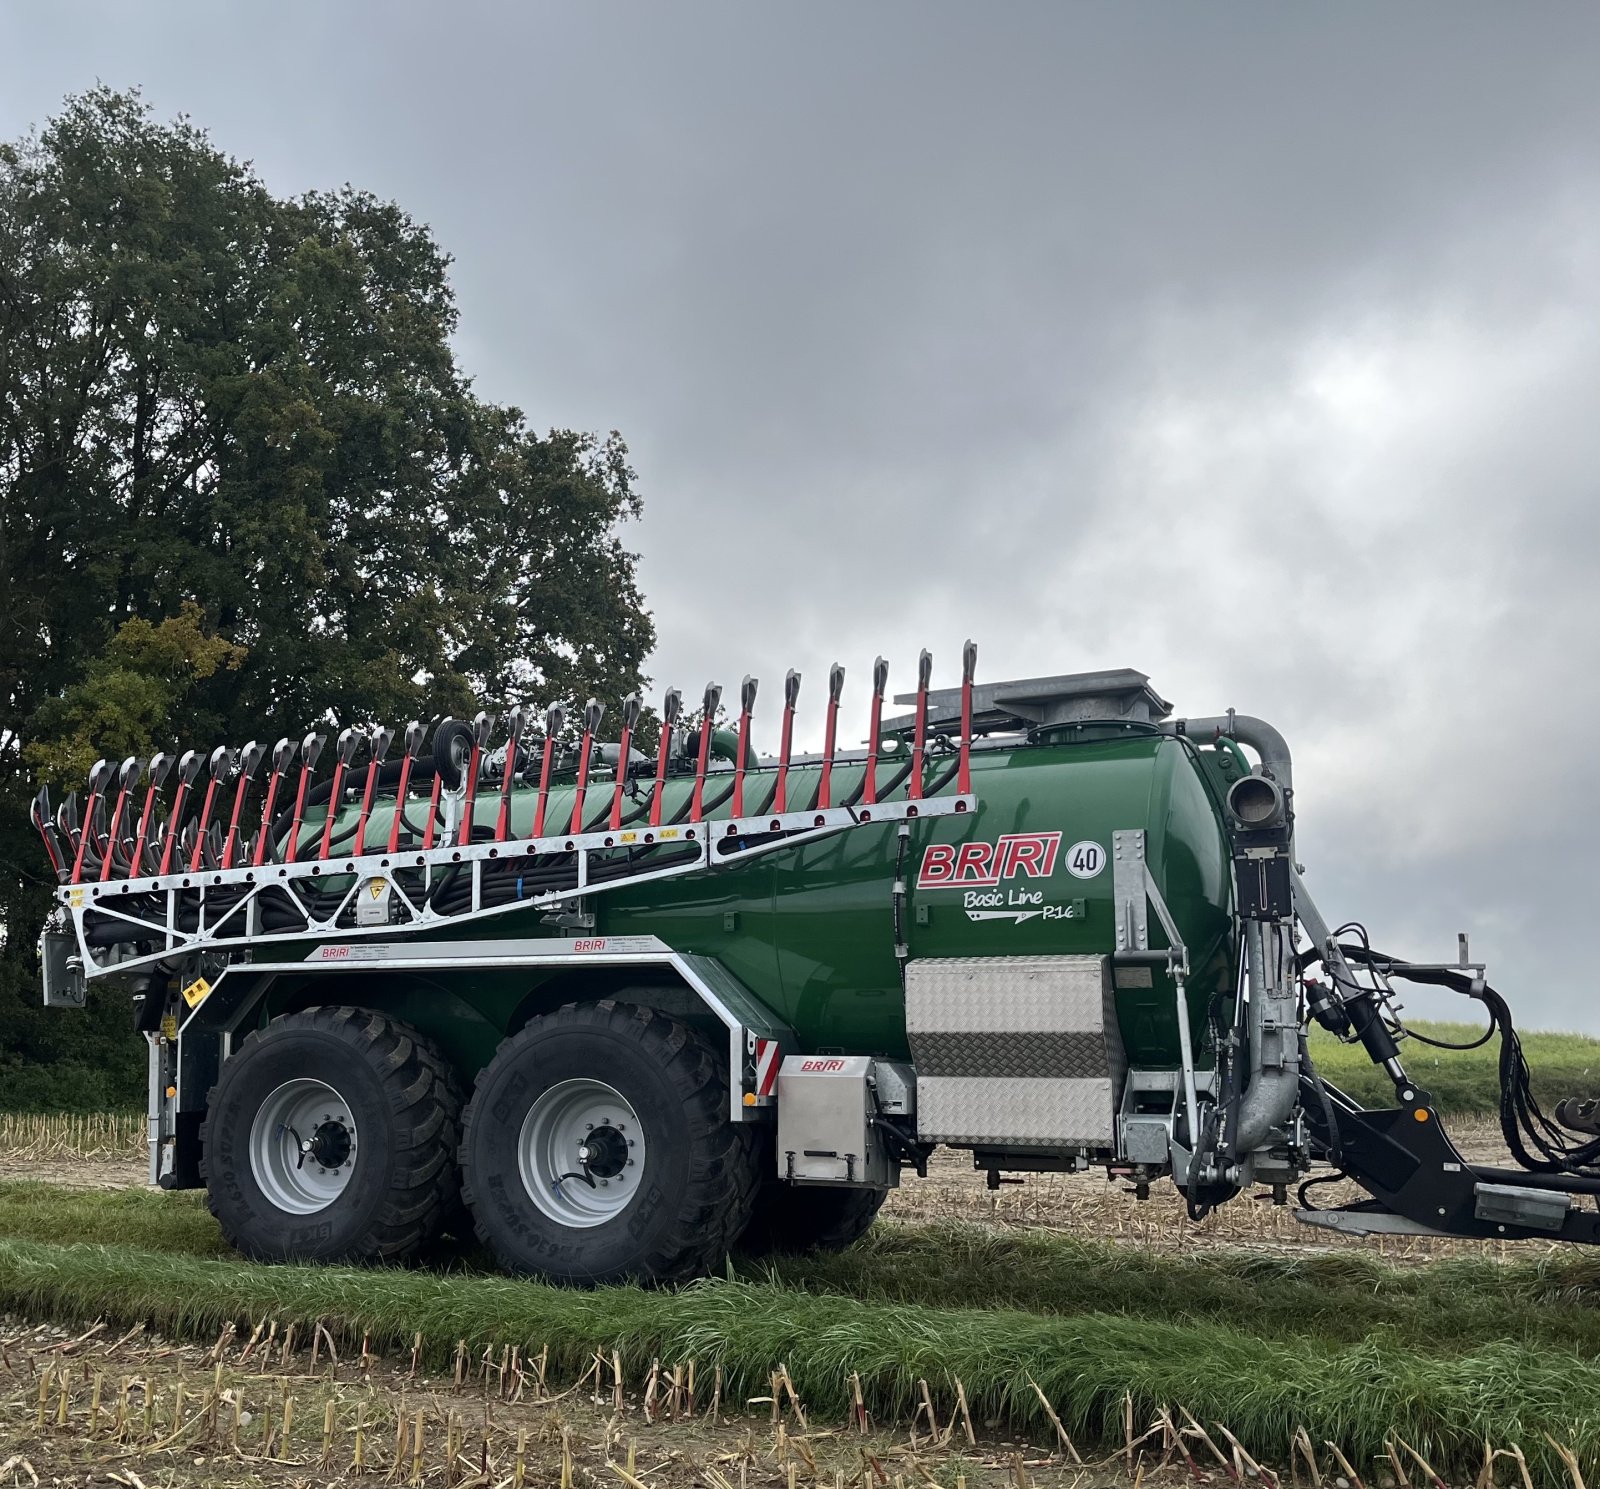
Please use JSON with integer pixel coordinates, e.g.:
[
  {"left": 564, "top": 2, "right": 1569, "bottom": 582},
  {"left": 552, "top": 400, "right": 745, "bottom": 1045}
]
[{"left": 58, "top": 792, "right": 976, "bottom": 983}]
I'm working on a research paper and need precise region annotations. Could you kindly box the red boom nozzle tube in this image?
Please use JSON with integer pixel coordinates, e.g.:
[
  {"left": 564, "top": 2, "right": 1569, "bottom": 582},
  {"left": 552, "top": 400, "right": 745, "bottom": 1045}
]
[
  {"left": 188, "top": 747, "right": 235, "bottom": 872},
  {"left": 862, "top": 657, "right": 888, "bottom": 807},
  {"left": 158, "top": 752, "right": 203, "bottom": 876},
  {"left": 99, "top": 756, "right": 143, "bottom": 881},
  {"left": 70, "top": 759, "right": 112, "bottom": 884},
  {"left": 908, "top": 650, "right": 933, "bottom": 801},
  {"left": 608, "top": 693, "right": 642, "bottom": 831},
  {"left": 494, "top": 706, "right": 525, "bottom": 842},
  {"left": 774, "top": 670, "right": 800, "bottom": 814},
  {"left": 958, "top": 639, "right": 977, "bottom": 797},
  {"left": 457, "top": 711, "right": 495, "bottom": 849},
  {"left": 532, "top": 703, "right": 565, "bottom": 839},
  {"left": 31, "top": 789, "right": 68, "bottom": 882},
  {"left": 388, "top": 721, "right": 425, "bottom": 854},
  {"left": 284, "top": 732, "right": 326, "bottom": 865},
  {"left": 647, "top": 689, "right": 681, "bottom": 828},
  {"left": 131, "top": 753, "right": 175, "bottom": 877},
  {"left": 731, "top": 676, "right": 757, "bottom": 818},
  {"left": 220, "top": 742, "right": 265, "bottom": 869},
  {"left": 817, "top": 665, "right": 845, "bottom": 810},
  {"left": 422, "top": 718, "right": 451, "bottom": 851},
  {"left": 252, "top": 739, "right": 296, "bottom": 868},
  {"left": 353, "top": 727, "right": 393, "bottom": 855},
  {"left": 318, "top": 729, "right": 360, "bottom": 860},
  {"left": 569, "top": 699, "right": 604, "bottom": 834},
  {"left": 688, "top": 684, "right": 721, "bottom": 823}
]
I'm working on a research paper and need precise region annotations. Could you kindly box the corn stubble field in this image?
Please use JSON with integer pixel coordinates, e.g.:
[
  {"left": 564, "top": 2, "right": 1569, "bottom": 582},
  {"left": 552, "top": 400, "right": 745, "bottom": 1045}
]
[{"left": 1, "top": 1027, "right": 1598, "bottom": 1488}]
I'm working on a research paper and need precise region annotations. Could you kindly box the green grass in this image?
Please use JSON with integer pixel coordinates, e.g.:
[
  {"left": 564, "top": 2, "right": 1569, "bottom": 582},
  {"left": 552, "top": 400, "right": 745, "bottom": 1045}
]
[
  {"left": 0, "top": 1232, "right": 1594, "bottom": 1478},
  {"left": 4, "top": 1179, "right": 1599, "bottom": 1359},
  {"left": 1308, "top": 1019, "right": 1599, "bottom": 1116},
  {"left": 0, "top": 1180, "right": 229, "bottom": 1256}
]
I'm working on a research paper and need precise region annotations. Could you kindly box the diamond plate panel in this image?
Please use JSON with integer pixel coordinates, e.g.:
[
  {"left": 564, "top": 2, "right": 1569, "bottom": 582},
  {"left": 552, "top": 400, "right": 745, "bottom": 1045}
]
[
  {"left": 917, "top": 1076, "right": 1116, "bottom": 1146},
  {"left": 905, "top": 955, "right": 1109, "bottom": 1033},
  {"left": 911, "top": 1030, "right": 1112, "bottom": 1080}
]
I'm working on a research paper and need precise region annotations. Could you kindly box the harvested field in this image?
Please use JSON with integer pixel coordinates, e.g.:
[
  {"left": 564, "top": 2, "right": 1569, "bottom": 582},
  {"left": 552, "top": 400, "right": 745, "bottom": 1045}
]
[{"left": 0, "top": 1105, "right": 1596, "bottom": 1484}]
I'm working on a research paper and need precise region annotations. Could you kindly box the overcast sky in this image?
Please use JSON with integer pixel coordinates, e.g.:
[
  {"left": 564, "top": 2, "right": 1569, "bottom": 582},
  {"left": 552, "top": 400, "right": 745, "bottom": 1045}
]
[{"left": 5, "top": 6, "right": 1599, "bottom": 1031}]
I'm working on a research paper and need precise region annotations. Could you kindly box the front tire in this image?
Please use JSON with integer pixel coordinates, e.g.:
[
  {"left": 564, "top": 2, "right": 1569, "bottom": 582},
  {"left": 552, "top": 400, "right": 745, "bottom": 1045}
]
[
  {"left": 459, "top": 1000, "right": 759, "bottom": 1284},
  {"left": 200, "top": 1006, "right": 462, "bottom": 1263}
]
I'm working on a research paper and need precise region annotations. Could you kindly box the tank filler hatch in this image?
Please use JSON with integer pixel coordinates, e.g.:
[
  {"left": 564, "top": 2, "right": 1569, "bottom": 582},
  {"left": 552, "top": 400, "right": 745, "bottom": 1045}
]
[{"left": 885, "top": 667, "right": 1170, "bottom": 736}]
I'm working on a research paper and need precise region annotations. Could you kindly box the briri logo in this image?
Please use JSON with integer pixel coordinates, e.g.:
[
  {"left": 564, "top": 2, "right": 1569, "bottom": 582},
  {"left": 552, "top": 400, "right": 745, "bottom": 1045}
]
[{"left": 917, "top": 832, "right": 1062, "bottom": 889}]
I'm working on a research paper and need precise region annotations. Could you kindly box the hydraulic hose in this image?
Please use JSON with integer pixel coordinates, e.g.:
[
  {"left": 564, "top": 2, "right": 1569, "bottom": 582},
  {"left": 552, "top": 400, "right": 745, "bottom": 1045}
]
[{"left": 1310, "top": 942, "right": 1600, "bottom": 1178}]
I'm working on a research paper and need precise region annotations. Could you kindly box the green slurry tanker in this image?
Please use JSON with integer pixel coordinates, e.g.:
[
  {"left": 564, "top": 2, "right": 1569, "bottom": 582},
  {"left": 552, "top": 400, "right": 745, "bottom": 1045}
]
[{"left": 32, "top": 650, "right": 1600, "bottom": 1280}]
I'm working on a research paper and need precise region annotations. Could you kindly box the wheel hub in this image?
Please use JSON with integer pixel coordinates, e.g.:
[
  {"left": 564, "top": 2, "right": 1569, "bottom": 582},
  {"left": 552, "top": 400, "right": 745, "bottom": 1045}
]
[
  {"left": 576, "top": 1123, "right": 628, "bottom": 1178},
  {"left": 249, "top": 1078, "right": 359, "bottom": 1215},
  {"left": 517, "top": 1078, "right": 646, "bottom": 1228},
  {"left": 306, "top": 1118, "right": 353, "bottom": 1170}
]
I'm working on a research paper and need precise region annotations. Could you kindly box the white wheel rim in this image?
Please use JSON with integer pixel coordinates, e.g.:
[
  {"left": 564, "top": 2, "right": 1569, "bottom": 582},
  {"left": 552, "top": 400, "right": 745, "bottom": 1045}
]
[
  {"left": 517, "top": 1078, "right": 644, "bottom": 1228},
  {"left": 249, "top": 1078, "right": 359, "bottom": 1215}
]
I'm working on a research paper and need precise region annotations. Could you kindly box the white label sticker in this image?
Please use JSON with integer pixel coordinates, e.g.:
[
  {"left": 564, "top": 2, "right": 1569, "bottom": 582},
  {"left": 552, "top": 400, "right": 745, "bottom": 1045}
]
[{"left": 1065, "top": 840, "right": 1106, "bottom": 879}]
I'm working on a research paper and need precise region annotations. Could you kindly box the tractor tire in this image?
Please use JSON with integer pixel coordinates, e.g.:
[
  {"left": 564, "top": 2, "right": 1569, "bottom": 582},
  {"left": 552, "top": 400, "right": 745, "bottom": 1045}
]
[
  {"left": 200, "top": 1006, "right": 462, "bottom": 1264},
  {"left": 737, "top": 1179, "right": 888, "bottom": 1256},
  {"left": 459, "top": 1000, "right": 760, "bottom": 1284}
]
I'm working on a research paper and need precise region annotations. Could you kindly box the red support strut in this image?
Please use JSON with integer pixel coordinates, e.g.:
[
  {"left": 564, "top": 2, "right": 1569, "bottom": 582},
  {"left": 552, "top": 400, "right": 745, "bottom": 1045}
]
[
  {"left": 532, "top": 704, "right": 564, "bottom": 839},
  {"left": 189, "top": 747, "right": 235, "bottom": 873},
  {"left": 253, "top": 740, "right": 296, "bottom": 868},
  {"left": 731, "top": 676, "right": 757, "bottom": 818},
  {"left": 99, "top": 757, "right": 142, "bottom": 881},
  {"left": 70, "top": 760, "right": 111, "bottom": 884},
  {"left": 862, "top": 657, "right": 888, "bottom": 807},
  {"left": 688, "top": 684, "right": 721, "bottom": 823},
  {"left": 958, "top": 639, "right": 978, "bottom": 797},
  {"left": 220, "top": 742, "right": 264, "bottom": 869},
  {"left": 569, "top": 700, "right": 604, "bottom": 834},
  {"left": 774, "top": 670, "right": 800, "bottom": 814},
  {"left": 908, "top": 651, "right": 932, "bottom": 801},
  {"left": 817, "top": 665, "right": 844, "bottom": 810},
  {"left": 352, "top": 728, "right": 392, "bottom": 856},
  {"left": 647, "top": 690, "right": 681, "bottom": 828},
  {"left": 387, "top": 722, "right": 425, "bottom": 855},
  {"left": 494, "top": 706, "right": 525, "bottom": 843},
  {"left": 608, "top": 693, "right": 642, "bottom": 831},
  {"left": 283, "top": 734, "right": 325, "bottom": 865}
]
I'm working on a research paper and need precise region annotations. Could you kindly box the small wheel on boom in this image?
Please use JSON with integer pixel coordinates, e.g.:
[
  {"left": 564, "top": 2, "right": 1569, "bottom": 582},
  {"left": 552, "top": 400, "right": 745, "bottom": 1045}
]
[
  {"left": 737, "top": 1177, "right": 888, "bottom": 1256},
  {"left": 459, "top": 1000, "right": 761, "bottom": 1284},
  {"left": 431, "top": 719, "right": 475, "bottom": 791},
  {"left": 199, "top": 1006, "right": 462, "bottom": 1263}
]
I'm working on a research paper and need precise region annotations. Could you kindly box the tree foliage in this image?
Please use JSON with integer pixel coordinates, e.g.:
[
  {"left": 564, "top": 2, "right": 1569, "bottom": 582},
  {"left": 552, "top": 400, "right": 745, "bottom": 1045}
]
[{"left": 0, "top": 89, "right": 654, "bottom": 1104}]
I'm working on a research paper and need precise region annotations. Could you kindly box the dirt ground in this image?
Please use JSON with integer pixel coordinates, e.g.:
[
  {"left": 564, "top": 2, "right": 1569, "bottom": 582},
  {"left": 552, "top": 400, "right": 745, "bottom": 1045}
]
[
  {"left": 0, "top": 1317, "right": 1133, "bottom": 1489},
  {"left": 877, "top": 1118, "right": 1555, "bottom": 1262}
]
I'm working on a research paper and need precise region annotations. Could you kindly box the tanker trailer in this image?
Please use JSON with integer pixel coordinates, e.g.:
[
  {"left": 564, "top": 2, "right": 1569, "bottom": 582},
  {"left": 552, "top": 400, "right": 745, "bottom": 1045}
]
[{"left": 32, "top": 649, "right": 1600, "bottom": 1282}]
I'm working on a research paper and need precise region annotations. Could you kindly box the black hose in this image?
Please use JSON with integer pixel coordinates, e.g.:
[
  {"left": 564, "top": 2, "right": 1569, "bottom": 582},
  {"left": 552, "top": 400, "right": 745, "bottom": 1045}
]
[{"left": 1318, "top": 942, "right": 1600, "bottom": 1177}]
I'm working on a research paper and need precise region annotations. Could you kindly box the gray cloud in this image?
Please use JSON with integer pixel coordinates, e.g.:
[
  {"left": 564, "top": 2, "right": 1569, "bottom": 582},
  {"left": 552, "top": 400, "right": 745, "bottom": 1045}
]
[{"left": 5, "top": 4, "right": 1599, "bottom": 1027}]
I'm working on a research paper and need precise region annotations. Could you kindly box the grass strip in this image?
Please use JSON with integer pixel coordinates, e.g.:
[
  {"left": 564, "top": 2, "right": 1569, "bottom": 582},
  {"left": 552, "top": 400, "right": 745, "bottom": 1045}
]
[
  {"left": 0, "top": 1180, "right": 227, "bottom": 1256},
  {"left": 0, "top": 1234, "right": 1595, "bottom": 1478},
  {"left": 1309, "top": 1021, "right": 1598, "bottom": 1116},
  {"left": 770, "top": 1219, "right": 1600, "bottom": 1354},
  {"left": 4, "top": 1180, "right": 1600, "bottom": 1357}
]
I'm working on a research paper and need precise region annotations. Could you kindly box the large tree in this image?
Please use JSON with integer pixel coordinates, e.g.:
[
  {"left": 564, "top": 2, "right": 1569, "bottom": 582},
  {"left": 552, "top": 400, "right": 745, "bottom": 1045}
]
[{"left": 0, "top": 89, "right": 654, "bottom": 1105}]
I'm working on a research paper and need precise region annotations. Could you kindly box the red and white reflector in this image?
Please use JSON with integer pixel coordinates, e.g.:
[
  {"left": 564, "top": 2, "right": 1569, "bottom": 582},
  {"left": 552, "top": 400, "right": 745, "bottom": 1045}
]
[{"left": 754, "top": 1038, "right": 781, "bottom": 1098}]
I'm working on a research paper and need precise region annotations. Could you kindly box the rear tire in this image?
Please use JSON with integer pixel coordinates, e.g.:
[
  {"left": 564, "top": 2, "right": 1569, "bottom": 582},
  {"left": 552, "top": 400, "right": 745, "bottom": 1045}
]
[
  {"left": 459, "top": 1000, "right": 760, "bottom": 1284},
  {"left": 200, "top": 1006, "right": 462, "bottom": 1263},
  {"left": 738, "top": 1180, "right": 887, "bottom": 1256}
]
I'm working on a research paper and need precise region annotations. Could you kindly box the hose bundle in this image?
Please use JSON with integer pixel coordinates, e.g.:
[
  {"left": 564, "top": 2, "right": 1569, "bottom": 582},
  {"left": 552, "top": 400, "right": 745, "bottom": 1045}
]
[{"left": 1326, "top": 942, "right": 1600, "bottom": 1178}]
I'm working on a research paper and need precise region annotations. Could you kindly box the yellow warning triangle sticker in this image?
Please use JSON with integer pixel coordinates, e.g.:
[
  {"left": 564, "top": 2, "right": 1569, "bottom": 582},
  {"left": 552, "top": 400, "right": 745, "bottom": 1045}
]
[{"left": 369, "top": 879, "right": 387, "bottom": 899}]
